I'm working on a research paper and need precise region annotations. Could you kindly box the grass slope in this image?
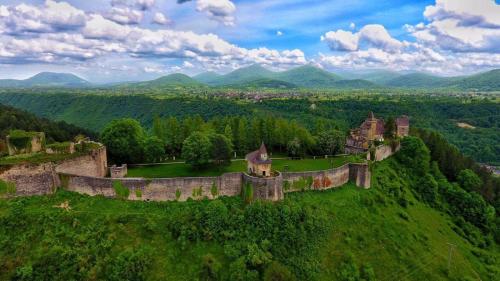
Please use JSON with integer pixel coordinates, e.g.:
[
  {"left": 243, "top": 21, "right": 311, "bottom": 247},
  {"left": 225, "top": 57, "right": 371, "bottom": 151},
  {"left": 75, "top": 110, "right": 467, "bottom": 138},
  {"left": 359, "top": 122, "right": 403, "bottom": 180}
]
[{"left": 0, "top": 155, "right": 497, "bottom": 280}]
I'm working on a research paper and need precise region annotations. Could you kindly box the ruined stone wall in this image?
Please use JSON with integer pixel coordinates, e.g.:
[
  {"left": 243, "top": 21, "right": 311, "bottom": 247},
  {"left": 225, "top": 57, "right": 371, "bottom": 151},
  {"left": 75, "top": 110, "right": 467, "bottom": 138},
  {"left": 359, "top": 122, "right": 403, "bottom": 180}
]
[
  {"left": 349, "top": 163, "right": 371, "bottom": 189},
  {"left": 62, "top": 172, "right": 243, "bottom": 202},
  {"left": 110, "top": 164, "right": 128, "bottom": 178},
  {"left": 282, "top": 164, "right": 350, "bottom": 192},
  {"left": 55, "top": 146, "right": 107, "bottom": 177},
  {"left": 0, "top": 163, "right": 59, "bottom": 196},
  {"left": 368, "top": 144, "right": 400, "bottom": 162},
  {"left": 242, "top": 172, "right": 283, "bottom": 201}
]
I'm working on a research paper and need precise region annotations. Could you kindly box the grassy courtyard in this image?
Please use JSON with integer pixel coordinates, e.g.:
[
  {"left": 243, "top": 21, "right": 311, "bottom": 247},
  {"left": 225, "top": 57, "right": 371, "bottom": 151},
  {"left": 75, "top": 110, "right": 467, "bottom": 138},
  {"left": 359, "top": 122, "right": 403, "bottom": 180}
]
[{"left": 126, "top": 154, "right": 365, "bottom": 178}]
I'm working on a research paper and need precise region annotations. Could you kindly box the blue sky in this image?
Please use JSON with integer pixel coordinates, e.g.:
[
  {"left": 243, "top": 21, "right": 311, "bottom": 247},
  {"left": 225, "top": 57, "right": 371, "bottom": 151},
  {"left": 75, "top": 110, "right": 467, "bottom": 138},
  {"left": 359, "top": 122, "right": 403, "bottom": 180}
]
[{"left": 0, "top": 0, "right": 498, "bottom": 82}]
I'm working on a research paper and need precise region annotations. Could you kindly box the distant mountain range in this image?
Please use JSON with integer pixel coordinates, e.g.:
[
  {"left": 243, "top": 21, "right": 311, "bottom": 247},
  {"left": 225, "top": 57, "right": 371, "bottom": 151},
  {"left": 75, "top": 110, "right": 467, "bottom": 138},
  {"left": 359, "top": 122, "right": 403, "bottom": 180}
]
[
  {"left": 0, "top": 67, "right": 498, "bottom": 91},
  {"left": 0, "top": 72, "right": 90, "bottom": 88}
]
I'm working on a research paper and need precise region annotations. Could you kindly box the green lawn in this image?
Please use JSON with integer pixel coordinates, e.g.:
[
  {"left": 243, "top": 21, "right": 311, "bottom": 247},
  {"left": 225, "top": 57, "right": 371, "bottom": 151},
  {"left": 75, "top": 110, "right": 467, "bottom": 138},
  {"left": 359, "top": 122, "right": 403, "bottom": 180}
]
[{"left": 127, "top": 154, "right": 365, "bottom": 178}]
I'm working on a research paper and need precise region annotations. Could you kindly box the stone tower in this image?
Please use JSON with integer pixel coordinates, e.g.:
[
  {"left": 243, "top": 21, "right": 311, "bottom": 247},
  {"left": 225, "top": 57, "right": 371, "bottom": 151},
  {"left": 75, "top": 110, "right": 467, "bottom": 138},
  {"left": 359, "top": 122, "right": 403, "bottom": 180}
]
[{"left": 367, "top": 111, "right": 378, "bottom": 141}]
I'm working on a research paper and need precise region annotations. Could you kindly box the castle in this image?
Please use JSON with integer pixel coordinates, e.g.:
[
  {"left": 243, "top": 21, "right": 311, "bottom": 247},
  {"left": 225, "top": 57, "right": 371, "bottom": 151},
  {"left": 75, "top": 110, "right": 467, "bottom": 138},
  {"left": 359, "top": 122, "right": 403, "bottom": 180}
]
[
  {"left": 2, "top": 114, "right": 410, "bottom": 202},
  {"left": 345, "top": 112, "right": 409, "bottom": 154}
]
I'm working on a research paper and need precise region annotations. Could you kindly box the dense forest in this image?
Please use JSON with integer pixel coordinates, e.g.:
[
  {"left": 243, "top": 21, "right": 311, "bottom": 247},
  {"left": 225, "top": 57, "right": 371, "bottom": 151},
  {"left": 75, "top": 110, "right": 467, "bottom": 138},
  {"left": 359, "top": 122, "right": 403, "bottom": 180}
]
[{"left": 0, "top": 92, "right": 497, "bottom": 164}]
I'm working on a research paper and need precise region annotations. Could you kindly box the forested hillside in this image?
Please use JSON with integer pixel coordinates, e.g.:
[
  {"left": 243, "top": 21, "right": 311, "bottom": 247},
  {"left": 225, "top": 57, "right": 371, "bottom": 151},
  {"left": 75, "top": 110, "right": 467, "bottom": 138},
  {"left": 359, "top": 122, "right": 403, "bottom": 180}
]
[
  {"left": 0, "top": 136, "right": 498, "bottom": 280},
  {"left": 0, "top": 92, "right": 497, "bottom": 165},
  {"left": 0, "top": 103, "right": 94, "bottom": 143}
]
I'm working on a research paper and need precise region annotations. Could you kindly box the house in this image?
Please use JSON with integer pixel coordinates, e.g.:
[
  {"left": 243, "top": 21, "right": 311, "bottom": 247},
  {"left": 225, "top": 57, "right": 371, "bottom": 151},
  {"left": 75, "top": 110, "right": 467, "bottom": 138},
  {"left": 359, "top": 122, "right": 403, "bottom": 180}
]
[{"left": 246, "top": 143, "right": 272, "bottom": 177}]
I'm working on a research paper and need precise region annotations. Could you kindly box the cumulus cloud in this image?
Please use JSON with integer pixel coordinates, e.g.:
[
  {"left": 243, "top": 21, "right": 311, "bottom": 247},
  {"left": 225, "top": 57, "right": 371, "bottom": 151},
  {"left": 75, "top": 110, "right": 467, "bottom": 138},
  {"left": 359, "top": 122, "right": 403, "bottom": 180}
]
[
  {"left": 276, "top": 30, "right": 283, "bottom": 36},
  {"left": 105, "top": 7, "right": 143, "bottom": 24},
  {"left": 319, "top": 0, "right": 500, "bottom": 75},
  {"left": 177, "top": 0, "right": 236, "bottom": 26},
  {"left": 111, "top": 0, "right": 155, "bottom": 10},
  {"left": 196, "top": 0, "right": 236, "bottom": 26},
  {"left": 349, "top": 22, "right": 355, "bottom": 30},
  {"left": 0, "top": 0, "right": 86, "bottom": 34},
  {"left": 321, "top": 24, "right": 404, "bottom": 52},
  {"left": 407, "top": 0, "right": 500, "bottom": 52},
  {"left": 152, "top": 12, "right": 172, "bottom": 25},
  {"left": 0, "top": 1, "right": 304, "bottom": 70}
]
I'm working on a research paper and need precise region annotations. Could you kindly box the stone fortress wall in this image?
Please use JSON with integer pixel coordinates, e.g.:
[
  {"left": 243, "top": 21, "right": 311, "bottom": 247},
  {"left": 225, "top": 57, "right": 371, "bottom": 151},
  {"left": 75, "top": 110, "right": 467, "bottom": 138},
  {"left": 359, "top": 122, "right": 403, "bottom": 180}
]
[
  {"left": 55, "top": 146, "right": 107, "bottom": 177},
  {"left": 1, "top": 144, "right": 395, "bottom": 202},
  {"left": 367, "top": 144, "right": 401, "bottom": 162}
]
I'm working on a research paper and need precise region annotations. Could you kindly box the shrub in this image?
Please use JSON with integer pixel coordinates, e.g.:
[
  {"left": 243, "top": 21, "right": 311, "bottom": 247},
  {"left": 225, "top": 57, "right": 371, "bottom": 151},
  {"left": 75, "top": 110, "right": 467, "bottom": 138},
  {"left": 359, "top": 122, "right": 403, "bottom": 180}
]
[
  {"left": 135, "top": 189, "right": 142, "bottom": 198},
  {"left": 210, "top": 182, "right": 218, "bottom": 198},
  {"left": 264, "top": 262, "right": 296, "bottom": 281},
  {"left": 175, "top": 188, "right": 181, "bottom": 200},
  {"left": 106, "top": 247, "right": 152, "bottom": 281},
  {"left": 242, "top": 183, "right": 253, "bottom": 204},
  {"left": 0, "top": 179, "right": 16, "bottom": 195},
  {"left": 200, "top": 253, "right": 221, "bottom": 281},
  {"left": 112, "top": 180, "right": 129, "bottom": 199}
]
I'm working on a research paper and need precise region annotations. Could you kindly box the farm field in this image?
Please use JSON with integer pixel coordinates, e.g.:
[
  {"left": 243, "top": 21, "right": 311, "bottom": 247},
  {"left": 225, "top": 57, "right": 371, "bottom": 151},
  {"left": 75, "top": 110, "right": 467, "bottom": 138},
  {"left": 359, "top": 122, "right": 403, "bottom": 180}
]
[{"left": 126, "top": 155, "right": 364, "bottom": 178}]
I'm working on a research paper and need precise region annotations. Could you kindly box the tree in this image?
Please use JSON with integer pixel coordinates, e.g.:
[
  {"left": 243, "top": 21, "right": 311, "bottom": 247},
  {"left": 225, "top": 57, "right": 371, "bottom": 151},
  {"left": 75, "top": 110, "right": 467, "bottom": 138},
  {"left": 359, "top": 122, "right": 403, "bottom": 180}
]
[
  {"left": 263, "top": 262, "right": 296, "bottom": 281},
  {"left": 182, "top": 132, "right": 211, "bottom": 168},
  {"left": 397, "top": 136, "right": 430, "bottom": 175},
  {"left": 209, "top": 134, "right": 233, "bottom": 166},
  {"left": 457, "top": 169, "right": 483, "bottom": 192},
  {"left": 143, "top": 136, "right": 165, "bottom": 163},
  {"left": 384, "top": 116, "right": 396, "bottom": 139},
  {"left": 100, "top": 118, "right": 145, "bottom": 164},
  {"left": 316, "top": 130, "right": 345, "bottom": 155},
  {"left": 287, "top": 138, "right": 302, "bottom": 157},
  {"left": 224, "top": 124, "right": 233, "bottom": 142}
]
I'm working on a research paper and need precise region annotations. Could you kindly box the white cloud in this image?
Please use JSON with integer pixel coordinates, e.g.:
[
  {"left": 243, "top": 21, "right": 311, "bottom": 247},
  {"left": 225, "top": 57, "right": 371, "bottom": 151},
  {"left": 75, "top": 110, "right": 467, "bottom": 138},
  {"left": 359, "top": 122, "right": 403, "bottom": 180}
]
[
  {"left": 195, "top": 0, "right": 236, "bottom": 26},
  {"left": 408, "top": 0, "right": 500, "bottom": 52},
  {"left": 152, "top": 12, "right": 172, "bottom": 25},
  {"left": 319, "top": 1, "right": 500, "bottom": 74},
  {"left": 276, "top": 30, "right": 283, "bottom": 36},
  {"left": 321, "top": 30, "right": 358, "bottom": 51},
  {"left": 0, "top": 1, "right": 305, "bottom": 71},
  {"left": 321, "top": 24, "right": 403, "bottom": 52},
  {"left": 144, "top": 65, "right": 166, "bottom": 73},
  {"left": 0, "top": 0, "right": 86, "bottom": 34},
  {"left": 349, "top": 22, "right": 355, "bottom": 30},
  {"left": 112, "top": 0, "right": 155, "bottom": 10},
  {"left": 105, "top": 7, "right": 143, "bottom": 24},
  {"left": 183, "top": 61, "right": 194, "bottom": 68}
]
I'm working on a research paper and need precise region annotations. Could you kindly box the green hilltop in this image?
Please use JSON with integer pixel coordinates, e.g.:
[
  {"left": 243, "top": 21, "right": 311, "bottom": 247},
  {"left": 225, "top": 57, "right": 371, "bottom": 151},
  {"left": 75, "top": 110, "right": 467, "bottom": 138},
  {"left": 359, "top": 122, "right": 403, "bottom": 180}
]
[
  {"left": 1, "top": 67, "right": 499, "bottom": 91},
  {"left": 0, "top": 137, "right": 498, "bottom": 280},
  {"left": 0, "top": 72, "right": 90, "bottom": 88}
]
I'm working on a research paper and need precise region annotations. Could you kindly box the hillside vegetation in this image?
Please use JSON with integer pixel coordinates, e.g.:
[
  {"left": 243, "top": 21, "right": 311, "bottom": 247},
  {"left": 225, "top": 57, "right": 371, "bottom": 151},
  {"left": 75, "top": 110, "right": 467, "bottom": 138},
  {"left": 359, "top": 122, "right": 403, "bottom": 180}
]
[
  {"left": 0, "top": 136, "right": 498, "bottom": 280},
  {"left": 0, "top": 72, "right": 90, "bottom": 88},
  {"left": 0, "top": 66, "right": 498, "bottom": 91},
  {"left": 0, "top": 103, "right": 93, "bottom": 143},
  {"left": 0, "top": 93, "right": 497, "bottom": 165}
]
